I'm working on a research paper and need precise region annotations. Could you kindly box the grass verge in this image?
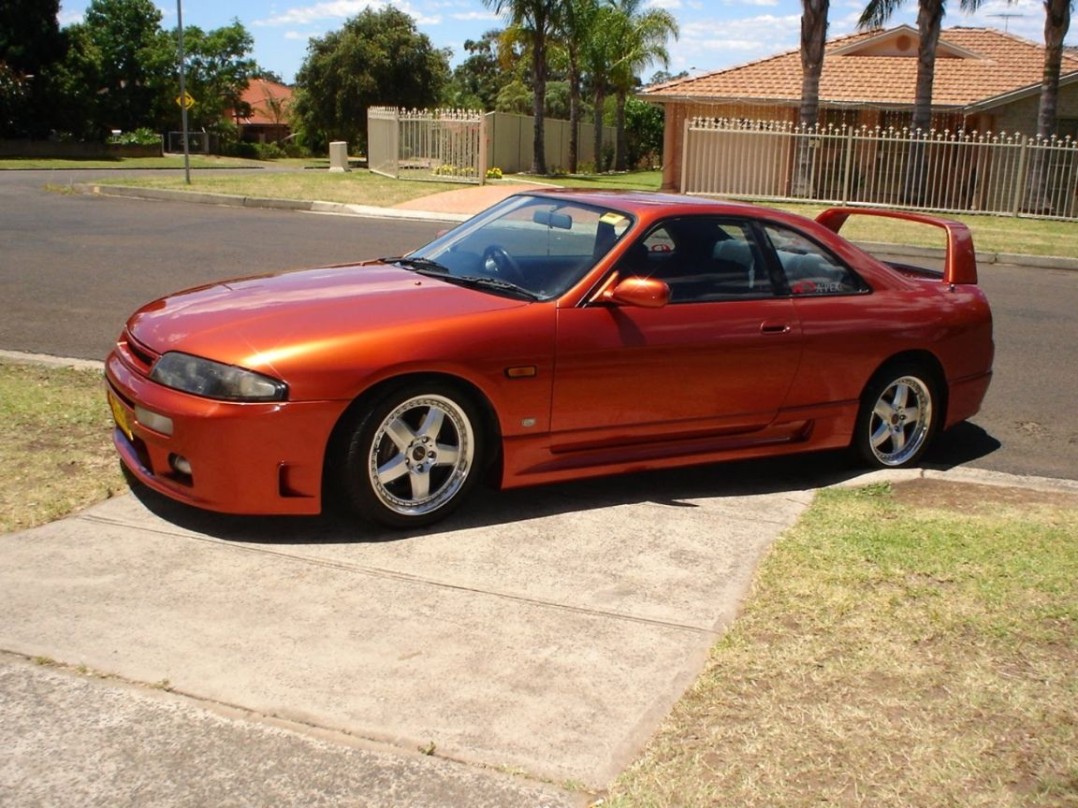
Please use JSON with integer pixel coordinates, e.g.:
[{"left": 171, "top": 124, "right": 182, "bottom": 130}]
[
  {"left": 88, "top": 168, "right": 466, "bottom": 207},
  {"left": 0, "top": 155, "right": 265, "bottom": 170},
  {"left": 606, "top": 481, "right": 1078, "bottom": 807},
  {"left": 0, "top": 359, "right": 123, "bottom": 533}
]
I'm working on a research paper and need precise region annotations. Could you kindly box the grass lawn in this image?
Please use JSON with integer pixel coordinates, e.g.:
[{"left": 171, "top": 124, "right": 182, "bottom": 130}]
[
  {"left": 2, "top": 356, "right": 1075, "bottom": 807},
  {"left": 0, "top": 359, "right": 123, "bottom": 533},
  {"left": 606, "top": 481, "right": 1078, "bottom": 807}
]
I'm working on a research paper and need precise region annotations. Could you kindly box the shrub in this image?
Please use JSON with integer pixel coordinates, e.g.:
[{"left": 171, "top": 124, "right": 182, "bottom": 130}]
[{"left": 107, "top": 128, "right": 161, "bottom": 146}]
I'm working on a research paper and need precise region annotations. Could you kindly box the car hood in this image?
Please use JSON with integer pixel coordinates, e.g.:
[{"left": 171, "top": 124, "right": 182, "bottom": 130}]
[{"left": 127, "top": 262, "right": 528, "bottom": 373}]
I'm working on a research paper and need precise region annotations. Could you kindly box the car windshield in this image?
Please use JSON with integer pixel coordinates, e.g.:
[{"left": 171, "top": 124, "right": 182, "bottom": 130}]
[{"left": 398, "top": 195, "right": 634, "bottom": 301}]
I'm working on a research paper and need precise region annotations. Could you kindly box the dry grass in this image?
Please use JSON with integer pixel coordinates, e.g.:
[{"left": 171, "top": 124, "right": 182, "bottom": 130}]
[
  {"left": 92, "top": 169, "right": 466, "bottom": 206},
  {"left": 0, "top": 359, "right": 123, "bottom": 533},
  {"left": 606, "top": 481, "right": 1078, "bottom": 808}
]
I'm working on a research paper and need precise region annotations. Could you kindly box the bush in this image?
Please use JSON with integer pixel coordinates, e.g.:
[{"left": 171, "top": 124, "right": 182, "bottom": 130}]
[
  {"left": 106, "top": 127, "right": 161, "bottom": 146},
  {"left": 485, "top": 166, "right": 503, "bottom": 180},
  {"left": 254, "top": 142, "right": 286, "bottom": 160}
]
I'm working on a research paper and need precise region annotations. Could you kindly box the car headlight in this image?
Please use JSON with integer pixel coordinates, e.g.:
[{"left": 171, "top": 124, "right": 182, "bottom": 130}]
[{"left": 150, "top": 352, "right": 288, "bottom": 402}]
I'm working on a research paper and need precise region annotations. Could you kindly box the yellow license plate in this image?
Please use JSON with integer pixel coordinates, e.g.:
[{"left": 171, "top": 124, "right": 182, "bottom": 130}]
[{"left": 108, "top": 390, "right": 134, "bottom": 441}]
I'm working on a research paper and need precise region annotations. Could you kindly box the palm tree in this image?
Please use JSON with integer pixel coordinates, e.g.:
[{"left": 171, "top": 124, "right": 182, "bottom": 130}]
[
  {"left": 557, "top": 0, "right": 599, "bottom": 174},
  {"left": 483, "top": 0, "right": 562, "bottom": 174},
  {"left": 1037, "top": 0, "right": 1072, "bottom": 140},
  {"left": 858, "top": 0, "right": 985, "bottom": 132},
  {"left": 607, "top": 0, "right": 678, "bottom": 171},
  {"left": 582, "top": 4, "right": 620, "bottom": 172},
  {"left": 800, "top": 0, "right": 830, "bottom": 128},
  {"left": 794, "top": 0, "right": 830, "bottom": 196},
  {"left": 1025, "top": 0, "right": 1073, "bottom": 211},
  {"left": 859, "top": 0, "right": 984, "bottom": 202}
]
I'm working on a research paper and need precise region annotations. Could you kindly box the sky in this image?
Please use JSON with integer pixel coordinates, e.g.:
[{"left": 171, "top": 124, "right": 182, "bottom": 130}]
[{"left": 56, "top": 0, "right": 1077, "bottom": 86}]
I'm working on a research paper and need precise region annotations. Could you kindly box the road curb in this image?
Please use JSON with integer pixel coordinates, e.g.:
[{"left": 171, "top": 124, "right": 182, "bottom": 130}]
[{"left": 830, "top": 465, "right": 1078, "bottom": 496}]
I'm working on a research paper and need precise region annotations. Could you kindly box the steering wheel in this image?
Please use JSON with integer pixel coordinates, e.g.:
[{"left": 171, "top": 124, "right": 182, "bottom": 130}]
[{"left": 482, "top": 245, "right": 525, "bottom": 285}]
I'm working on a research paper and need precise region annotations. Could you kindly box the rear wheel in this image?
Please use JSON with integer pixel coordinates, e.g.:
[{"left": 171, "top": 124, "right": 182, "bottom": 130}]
[
  {"left": 855, "top": 364, "right": 937, "bottom": 468},
  {"left": 340, "top": 384, "right": 483, "bottom": 528}
]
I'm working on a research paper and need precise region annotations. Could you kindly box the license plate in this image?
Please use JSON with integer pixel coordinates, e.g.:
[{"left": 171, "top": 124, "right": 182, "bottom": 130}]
[{"left": 108, "top": 390, "right": 134, "bottom": 441}]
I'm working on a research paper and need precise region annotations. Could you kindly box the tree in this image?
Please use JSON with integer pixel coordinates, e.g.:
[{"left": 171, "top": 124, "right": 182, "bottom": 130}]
[
  {"left": 0, "top": 0, "right": 66, "bottom": 137},
  {"left": 483, "top": 0, "right": 561, "bottom": 174},
  {"left": 292, "top": 7, "right": 449, "bottom": 154},
  {"left": 859, "top": 0, "right": 984, "bottom": 202},
  {"left": 1036, "top": 0, "right": 1072, "bottom": 140},
  {"left": 557, "top": 0, "right": 600, "bottom": 173},
  {"left": 444, "top": 31, "right": 504, "bottom": 110},
  {"left": 583, "top": 4, "right": 621, "bottom": 172},
  {"left": 82, "top": 0, "right": 170, "bottom": 132},
  {"left": 858, "top": 0, "right": 984, "bottom": 133},
  {"left": 623, "top": 96, "right": 664, "bottom": 169},
  {"left": 800, "top": 0, "right": 830, "bottom": 128},
  {"left": 174, "top": 21, "right": 257, "bottom": 130},
  {"left": 1025, "top": 0, "right": 1073, "bottom": 211},
  {"left": 607, "top": 0, "right": 678, "bottom": 171},
  {"left": 794, "top": 0, "right": 830, "bottom": 196}
]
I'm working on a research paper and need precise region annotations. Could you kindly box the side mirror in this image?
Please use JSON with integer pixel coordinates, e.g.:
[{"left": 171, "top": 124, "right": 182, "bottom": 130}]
[{"left": 602, "top": 276, "right": 670, "bottom": 308}]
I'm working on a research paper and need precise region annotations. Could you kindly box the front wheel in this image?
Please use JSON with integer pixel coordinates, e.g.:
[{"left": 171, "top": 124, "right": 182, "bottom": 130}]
[
  {"left": 340, "top": 384, "right": 484, "bottom": 528},
  {"left": 855, "top": 365, "right": 938, "bottom": 468}
]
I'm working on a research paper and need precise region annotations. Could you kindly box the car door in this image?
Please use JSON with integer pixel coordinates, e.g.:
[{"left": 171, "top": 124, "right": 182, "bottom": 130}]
[{"left": 550, "top": 216, "right": 804, "bottom": 448}]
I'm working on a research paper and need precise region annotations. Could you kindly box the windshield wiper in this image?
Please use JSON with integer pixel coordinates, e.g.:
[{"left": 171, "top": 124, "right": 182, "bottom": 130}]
[
  {"left": 381, "top": 256, "right": 450, "bottom": 274},
  {"left": 437, "top": 274, "right": 540, "bottom": 301}
]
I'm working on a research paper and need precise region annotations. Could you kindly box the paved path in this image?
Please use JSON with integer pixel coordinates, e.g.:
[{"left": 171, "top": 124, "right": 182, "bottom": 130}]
[{"left": 1, "top": 458, "right": 825, "bottom": 804}]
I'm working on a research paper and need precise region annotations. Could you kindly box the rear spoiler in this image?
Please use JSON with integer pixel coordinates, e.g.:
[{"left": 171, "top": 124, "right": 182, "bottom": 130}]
[{"left": 816, "top": 207, "right": 978, "bottom": 285}]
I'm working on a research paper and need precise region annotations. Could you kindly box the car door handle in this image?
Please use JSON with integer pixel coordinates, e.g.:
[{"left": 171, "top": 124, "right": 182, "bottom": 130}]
[{"left": 760, "top": 321, "right": 791, "bottom": 335}]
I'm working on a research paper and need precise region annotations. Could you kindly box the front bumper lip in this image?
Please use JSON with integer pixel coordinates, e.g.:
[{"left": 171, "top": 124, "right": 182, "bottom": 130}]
[{"left": 105, "top": 350, "right": 346, "bottom": 516}]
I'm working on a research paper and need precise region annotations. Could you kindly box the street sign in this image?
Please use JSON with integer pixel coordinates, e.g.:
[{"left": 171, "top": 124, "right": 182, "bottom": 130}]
[{"left": 176, "top": 92, "right": 195, "bottom": 110}]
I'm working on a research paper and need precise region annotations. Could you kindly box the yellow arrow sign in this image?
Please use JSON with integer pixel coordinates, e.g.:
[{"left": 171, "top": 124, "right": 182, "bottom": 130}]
[{"left": 176, "top": 92, "right": 195, "bottom": 110}]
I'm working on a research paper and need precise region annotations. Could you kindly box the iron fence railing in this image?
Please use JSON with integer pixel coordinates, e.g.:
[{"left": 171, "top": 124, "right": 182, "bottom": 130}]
[{"left": 682, "top": 118, "right": 1078, "bottom": 221}]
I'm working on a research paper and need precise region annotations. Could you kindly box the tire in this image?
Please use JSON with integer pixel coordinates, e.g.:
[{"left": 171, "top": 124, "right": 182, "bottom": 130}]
[
  {"left": 855, "top": 363, "right": 938, "bottom": 468},
  {"left": 340, "top": 383, "right": 484, "bottom": 528}
]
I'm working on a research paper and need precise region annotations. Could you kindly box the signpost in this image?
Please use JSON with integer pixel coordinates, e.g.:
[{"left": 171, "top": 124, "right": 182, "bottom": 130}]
[{"left": 176, "top": 0, "right": 191, "bottom": 185}]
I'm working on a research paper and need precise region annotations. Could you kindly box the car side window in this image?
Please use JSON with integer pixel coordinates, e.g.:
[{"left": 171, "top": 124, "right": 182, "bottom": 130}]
[
  {"left": 618, "top": 217, "right": 773, "bottom": 303},
  {"left": 763, "top": 224, "right": 869, "bottom": 296}
]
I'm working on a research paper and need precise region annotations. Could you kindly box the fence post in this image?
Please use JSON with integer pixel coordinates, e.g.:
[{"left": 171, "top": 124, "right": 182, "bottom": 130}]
[
  {"left": 841, "top": 126, "right": 855, "bottom": 205},
  {"left": 1011, "top": 135, "right": 1029, "bottom": 217},
  {"left": 478, "top": 113, "right": 488, "bottom": 185},
  {"left": 680, "top": 116, "right": 692, "bottom": 193}
]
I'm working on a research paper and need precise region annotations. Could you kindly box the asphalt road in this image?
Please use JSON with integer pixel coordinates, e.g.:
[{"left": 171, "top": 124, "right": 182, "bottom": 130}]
[{"left": 1, "top": 168, "right": 1075, "bottom": 481}]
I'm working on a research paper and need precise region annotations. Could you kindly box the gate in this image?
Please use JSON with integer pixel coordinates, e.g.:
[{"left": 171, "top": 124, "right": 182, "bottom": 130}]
[{"left": 368, "top": 107, "right": 486, "bottom": 184}]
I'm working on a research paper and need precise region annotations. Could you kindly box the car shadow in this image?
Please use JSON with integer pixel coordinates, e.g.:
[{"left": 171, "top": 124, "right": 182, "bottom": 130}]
[{"left": 125, "top": 424, "right": 1001, "bottom": 546}]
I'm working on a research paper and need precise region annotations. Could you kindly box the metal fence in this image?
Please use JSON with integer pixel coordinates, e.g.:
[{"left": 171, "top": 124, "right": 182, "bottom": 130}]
[
  {"left": 167, "top": 131, "right": 217, "bottom": 154},
  {"left": 368, "top": 107, "right": 486, "bottom": 184},
  {"left": 682, "top": 118, "right": 1078, "bottom": 220}
]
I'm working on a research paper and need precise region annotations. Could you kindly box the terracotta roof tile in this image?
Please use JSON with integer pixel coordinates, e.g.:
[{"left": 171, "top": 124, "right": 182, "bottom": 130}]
[
  {"left": 233, "top": 79, "right": 293, "bottom": 126},
  {"left": 643, "top": 26, "right": 1078, "bottom": 109}
]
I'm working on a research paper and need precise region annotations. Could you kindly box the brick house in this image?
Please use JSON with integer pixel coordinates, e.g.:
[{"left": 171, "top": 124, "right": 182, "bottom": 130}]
[
  {"left": 231, "top": 78, "right": 293, "bottom": 144},
  {"left": 642, "top": 25, "right": 1078, "bottom": 192}
]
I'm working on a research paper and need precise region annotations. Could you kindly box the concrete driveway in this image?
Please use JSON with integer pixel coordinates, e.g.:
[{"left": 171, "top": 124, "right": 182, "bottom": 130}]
[{"left": 0, "top": 457, "right": 821, "bottom": 803}]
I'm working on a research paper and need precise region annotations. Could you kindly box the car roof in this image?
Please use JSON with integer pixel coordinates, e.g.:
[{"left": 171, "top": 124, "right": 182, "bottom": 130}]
[{"left": 511, "top": 188, "right": 823, "bottom": 229}]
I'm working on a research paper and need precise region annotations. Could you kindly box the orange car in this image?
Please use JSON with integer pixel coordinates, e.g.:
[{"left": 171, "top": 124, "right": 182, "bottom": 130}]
[{"left": 106, "top": 191, "right": 993, "bottom": 527}]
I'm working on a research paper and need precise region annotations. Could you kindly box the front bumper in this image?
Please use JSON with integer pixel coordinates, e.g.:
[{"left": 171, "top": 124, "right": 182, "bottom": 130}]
[{"left": 105, "top": 350, "right": 347, "bottom": 516}]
